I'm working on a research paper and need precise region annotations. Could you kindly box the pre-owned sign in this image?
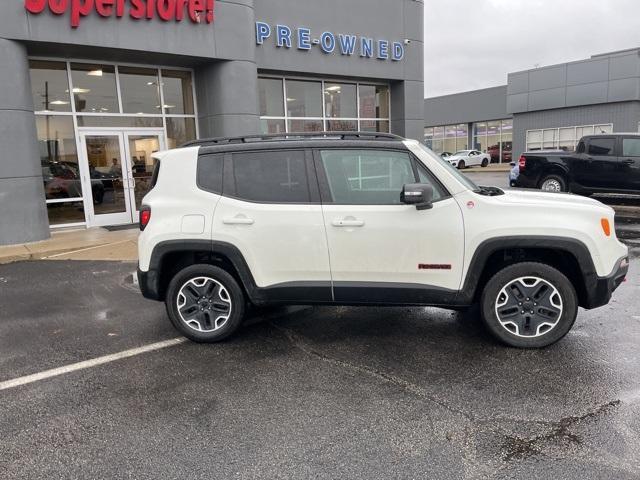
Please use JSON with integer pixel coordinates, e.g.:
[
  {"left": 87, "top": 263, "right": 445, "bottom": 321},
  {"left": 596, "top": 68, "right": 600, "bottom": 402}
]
[{"left": 24, "top": 0, "right": 215, "bottom": 29}]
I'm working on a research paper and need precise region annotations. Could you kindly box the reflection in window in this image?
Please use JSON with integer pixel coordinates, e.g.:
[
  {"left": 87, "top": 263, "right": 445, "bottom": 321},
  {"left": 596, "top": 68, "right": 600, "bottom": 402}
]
[
  {"left": 258, "top": 78, "right": 284, "bottom": 117},
  {"left": 29, "top": 61, "right": 72, "bottom": 112},
  {"left": 167, "top": 117, "right": 197, "bottom": 149},
  {"left": 324, "top": 83, "right": 357, "bottom": 118},
  {"left": 286, "top": 80, "right": 322, "bottom": 118},
  {"left": 288, "top": 119, "right": 323, "bottom": 133},
  {"left": 359, "top": 85, "right": 390, "bottom": 119},
  {"left": 119, "top": 67, "right": 161, "bottom": 115},
  {"left": 261, "top": 118, "right": 286, "bottom": 134},
  {"left": 161, "top": 70, "right": 195, "bottom": 115},
  {"left": 70, "top": 63, "right": 119, "bottom": 113},
  {"left": 35, "top": 116, "right": 81, "bottom": 201},
  {"left": 327, "top": 120, "right": 358, "bottom": 131},
  {"left": 46, "top": 201, "right": 86, "bottom": 225}
]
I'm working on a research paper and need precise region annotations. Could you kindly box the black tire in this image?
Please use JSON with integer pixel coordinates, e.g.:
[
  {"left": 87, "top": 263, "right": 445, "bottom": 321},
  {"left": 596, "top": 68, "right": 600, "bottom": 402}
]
[
  {"left": 539, "top": 174, "right": 567, "bottom": 193},
  {"left": 480, "top": 262, "right": 578, "bottom": 348},
  {"left": 165, "top": 264, "right": 245, "bottom": 343},
  {"left": 457, "top": 160, "right": 466, "bottom": 169},
  {"left": 481, "top": 158, "right": 489, "bottom": 167}
]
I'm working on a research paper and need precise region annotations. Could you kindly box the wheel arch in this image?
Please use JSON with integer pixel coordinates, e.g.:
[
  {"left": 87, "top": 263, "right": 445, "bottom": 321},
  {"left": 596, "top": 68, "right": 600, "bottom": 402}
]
[
  {"left": 538, "top": 165, "right": 570, "bottom": 188},
  {"left": 459, "top": 236, "right": 597, "bottom": 308},
  {"left": 145, "top": 240, "right": 261, "bottom": 303}
]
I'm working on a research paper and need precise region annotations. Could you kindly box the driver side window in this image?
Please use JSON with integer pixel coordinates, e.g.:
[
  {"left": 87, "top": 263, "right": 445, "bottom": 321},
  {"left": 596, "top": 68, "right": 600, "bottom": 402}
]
[{"left": 319, "top": 149, "right": 415, "bottom": 205}]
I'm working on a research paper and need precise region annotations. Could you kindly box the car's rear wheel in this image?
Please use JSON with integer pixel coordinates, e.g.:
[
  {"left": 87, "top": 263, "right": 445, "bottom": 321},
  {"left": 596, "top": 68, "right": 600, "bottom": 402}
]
[
  {"left": 539, "top": 174, "right": 567, "bottom": 192},
  {"left": 481, "top": 262, "right": 578, "bottom": 348},
  {"left": 165, "top": 264, "right": 245, "bottom": 343},
  {"left": 481, "top": 158, "right": 489, "bottom": 167},
  {"left": 457, "top": 160, "right": 466, "bottom": 169}
]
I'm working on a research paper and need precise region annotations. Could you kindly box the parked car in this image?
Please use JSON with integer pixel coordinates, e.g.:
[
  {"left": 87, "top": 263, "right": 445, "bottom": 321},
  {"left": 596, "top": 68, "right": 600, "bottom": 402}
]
[
  {"left": 42, "top": 161, "right": 107, "bottom": 204},
  {"left": 137, "top": 132, "right": 628, "bottom": 349},
  {"left": 447, "top": 150, "right": 491, "bottom": 169},
  {"left": 488, "top": 144, "right": 513, "bottom": 163},
  {"left": 514, "top": 134, "right": 640, "bottom": 194}
]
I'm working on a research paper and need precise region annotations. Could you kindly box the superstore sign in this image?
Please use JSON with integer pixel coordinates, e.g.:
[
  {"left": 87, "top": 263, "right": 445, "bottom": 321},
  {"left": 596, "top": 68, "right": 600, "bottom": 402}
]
[
  {"left": 256, "top": 22, "right": 405, "bottom": 62},
  {"left": 24, "top": 0, "right": 215, "bottom": 28}
]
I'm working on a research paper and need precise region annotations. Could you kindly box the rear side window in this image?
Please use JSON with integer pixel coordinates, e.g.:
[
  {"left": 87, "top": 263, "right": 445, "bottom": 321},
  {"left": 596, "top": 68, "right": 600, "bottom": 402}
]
[
  {"left": 587, "top": 138, "right": 616, "bottom": 156},
  {"left": 150, "top": 160, "right": 161, "bottom": 189},
  {"left": 622, "top": 138, "right": 640, "bottom": 157},
  {"left": 197, "top": 154, "right": 224, "bottom": 194},
  {"left": 231, "top": 150, "right": 310, "bottom": 203},
  {"left": 319, "top": 149, "right": 415, "bottom": 205}
]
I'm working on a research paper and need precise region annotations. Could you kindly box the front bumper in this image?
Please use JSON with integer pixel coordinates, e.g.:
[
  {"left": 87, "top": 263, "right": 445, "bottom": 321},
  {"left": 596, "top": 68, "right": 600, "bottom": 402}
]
[{"left": 585, "top": 256, "right": 629, "bottom": 309}]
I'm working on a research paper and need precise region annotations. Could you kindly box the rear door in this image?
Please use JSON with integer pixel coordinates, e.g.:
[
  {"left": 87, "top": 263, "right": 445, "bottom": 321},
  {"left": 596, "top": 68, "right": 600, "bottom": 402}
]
[
  {"left": 212, "top": 148, "right": 332, "bottom": 301},
  {"left": 315, "top": 147, "right": 465, "bottom": 304},
  {"left": 574, "top": 136, "right": 619, "bottom": 190},
  {"left": 620, "top": 136, "right": 640, "bottom": 192}
]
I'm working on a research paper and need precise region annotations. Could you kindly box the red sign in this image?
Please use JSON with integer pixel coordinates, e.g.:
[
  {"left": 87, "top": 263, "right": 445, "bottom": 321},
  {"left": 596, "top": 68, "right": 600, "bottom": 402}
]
[{"left": 25, "top": 0, "right": 215, "bottom": 29}]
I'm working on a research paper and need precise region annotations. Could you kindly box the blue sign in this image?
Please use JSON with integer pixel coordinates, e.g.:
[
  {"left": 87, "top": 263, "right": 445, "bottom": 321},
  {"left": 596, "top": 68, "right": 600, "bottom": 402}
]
[{"left": 256, "top": 22, "right": 405, "bottom": 62}]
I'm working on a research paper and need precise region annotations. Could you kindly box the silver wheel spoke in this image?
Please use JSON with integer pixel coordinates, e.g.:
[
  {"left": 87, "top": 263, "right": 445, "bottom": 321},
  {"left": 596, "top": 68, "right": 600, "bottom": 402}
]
[
  {"left": 495, "top": 276, "right": 563, "bottom": 338},
  {"left": 176, "top": 276, "right": 232, "bottom": 333}
]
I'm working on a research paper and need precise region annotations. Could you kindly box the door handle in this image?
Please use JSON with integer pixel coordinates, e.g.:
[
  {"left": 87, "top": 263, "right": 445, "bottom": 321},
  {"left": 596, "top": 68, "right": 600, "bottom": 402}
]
[
  {"left": 332, "top": 218, "right": 365, "bottom": 227},
  {"left": 223, "top": 215, "right": 254, "bottom": 225},
  {"left": 623, "top": 159, "right": 635, "bottom": 165}
]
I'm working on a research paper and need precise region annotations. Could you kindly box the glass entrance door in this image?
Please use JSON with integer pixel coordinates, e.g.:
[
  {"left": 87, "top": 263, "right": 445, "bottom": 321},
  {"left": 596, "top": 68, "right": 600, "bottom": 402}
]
[{"left": 79, "top": 130, "right": 165, "bottom": 227}]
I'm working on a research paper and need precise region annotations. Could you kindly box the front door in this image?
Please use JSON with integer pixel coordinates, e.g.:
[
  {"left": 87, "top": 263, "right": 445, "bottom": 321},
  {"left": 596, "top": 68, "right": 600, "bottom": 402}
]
[
  {"left": 573, "top": 136, "right": 619, "bottom": 190},
  {"left": 314, "top": 148, "right": 465, "bottom": 303},
  {"left": 79, "top": 130, "right": 165, "bottom": 226}
]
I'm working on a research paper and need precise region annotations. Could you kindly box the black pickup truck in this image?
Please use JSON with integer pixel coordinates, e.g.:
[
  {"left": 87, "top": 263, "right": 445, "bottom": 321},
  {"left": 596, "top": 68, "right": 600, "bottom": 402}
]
[{"left": 514, "top": 134, "right": 640, "bottom": 194}]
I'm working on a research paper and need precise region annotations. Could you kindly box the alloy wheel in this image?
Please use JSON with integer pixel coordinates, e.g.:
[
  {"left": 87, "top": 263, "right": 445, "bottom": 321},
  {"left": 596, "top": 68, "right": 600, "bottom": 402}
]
[
  {"left": 541, "top": 179, "right": 562, "bottom": 192},
  {"left": 176, "top": 277, "right": 232, "bottom": 332},
  {"left": 494, "top": 276, "right": 563, "bottom": 338}
]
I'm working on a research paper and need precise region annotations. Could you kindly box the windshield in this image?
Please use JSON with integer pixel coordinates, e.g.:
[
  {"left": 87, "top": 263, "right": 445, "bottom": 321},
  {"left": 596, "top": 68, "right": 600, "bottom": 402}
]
[
  {"left": 454, "top": 150, "right": 470, "bottom": 156},
  {"left": 414, "top": 143, "right": 478, "bottom": 191}
]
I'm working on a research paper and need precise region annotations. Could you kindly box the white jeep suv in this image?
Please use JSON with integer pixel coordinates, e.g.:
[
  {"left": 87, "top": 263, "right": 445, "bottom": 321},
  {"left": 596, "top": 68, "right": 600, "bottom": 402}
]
[{"left": 137, "top": 132, "right": 629, "bottom": 348}]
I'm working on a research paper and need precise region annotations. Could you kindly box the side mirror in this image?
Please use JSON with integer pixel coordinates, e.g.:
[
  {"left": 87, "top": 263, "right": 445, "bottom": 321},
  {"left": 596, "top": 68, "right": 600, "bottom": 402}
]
[{"left": 401, "top": 183, "right": 434, "bottom": 210}]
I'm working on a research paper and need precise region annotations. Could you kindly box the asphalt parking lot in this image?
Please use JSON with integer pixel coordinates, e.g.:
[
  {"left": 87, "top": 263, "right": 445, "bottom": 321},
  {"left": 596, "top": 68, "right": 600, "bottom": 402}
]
[{"left": 1, "top": 233, "right": 639, "bottom": 479}]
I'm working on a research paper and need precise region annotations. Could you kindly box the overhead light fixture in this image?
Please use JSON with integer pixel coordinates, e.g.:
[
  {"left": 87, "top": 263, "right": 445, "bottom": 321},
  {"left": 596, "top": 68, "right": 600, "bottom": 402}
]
[
  {"left": 87, "top": 69, "right": 103, "bottom": 77},
  {"left": 50, "top": 100, "right": 70, "bottom": 105},
  {"left": 163, "top": 104, "right": 175, "bottom": 109},
  {"left": 325, "top": 85, "right": 341, "bottom": 92},
  {"left": 70, "top": 87, "right": 91, "bottom": 94},
  {"left": 286, "top": 98, "right": 296, "bottom": 102}
]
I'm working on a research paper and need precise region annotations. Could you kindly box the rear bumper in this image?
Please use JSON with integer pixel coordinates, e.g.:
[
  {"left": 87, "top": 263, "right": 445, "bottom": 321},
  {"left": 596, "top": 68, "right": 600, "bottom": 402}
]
[
  {"left": 584, "top": 256, "right": 629, "bottom": 309},
  {"left": 137, "top": 268, "right": 162, "bottom": 301}
]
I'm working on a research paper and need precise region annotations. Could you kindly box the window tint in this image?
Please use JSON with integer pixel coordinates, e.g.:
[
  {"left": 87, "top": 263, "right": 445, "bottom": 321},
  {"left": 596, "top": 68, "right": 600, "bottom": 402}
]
[
  {"left": 320, "top": 149, "right": 415, "bottom": 205},
  {"left": 576, "top": 141, "right": 585, "bottom": 154},
  {"left": 197, "top": 154, "right": 224, "bottom": 194},
  {"left": 588, "top": 138, "right": 616, "bottom": 156},
  {"left": 232, "top": 150, "right": 310, "bottom": 203},
  {"left": 622, "top": 138, "right": 640, "bottom": 157}
]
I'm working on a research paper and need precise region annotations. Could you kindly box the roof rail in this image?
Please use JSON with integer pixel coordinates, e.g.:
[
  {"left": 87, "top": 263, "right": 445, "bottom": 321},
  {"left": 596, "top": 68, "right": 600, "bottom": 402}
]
[{"left": 181, "top": 131, "right": 404, "bottom": 148}]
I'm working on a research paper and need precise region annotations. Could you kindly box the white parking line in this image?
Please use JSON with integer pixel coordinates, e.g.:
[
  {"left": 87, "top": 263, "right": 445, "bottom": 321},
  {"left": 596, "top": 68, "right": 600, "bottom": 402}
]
[{"left": 0, "top": 338, "right": 187, "bottom": 392}]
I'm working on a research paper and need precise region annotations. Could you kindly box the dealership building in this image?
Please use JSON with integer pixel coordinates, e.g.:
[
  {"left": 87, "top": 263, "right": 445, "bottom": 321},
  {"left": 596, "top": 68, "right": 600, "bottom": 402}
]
[
  {"left": 425, "top": 48, "right": 640, "bottom": 164},
  {"left": 0, "top": 0, "right": 424, "bottom": 246}
]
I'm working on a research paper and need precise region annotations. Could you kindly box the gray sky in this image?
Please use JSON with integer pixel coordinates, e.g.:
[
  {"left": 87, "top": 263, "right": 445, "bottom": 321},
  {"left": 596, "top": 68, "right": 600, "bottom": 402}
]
[{"left": 424, "top": 0, "right": 640, "bottom": 97}]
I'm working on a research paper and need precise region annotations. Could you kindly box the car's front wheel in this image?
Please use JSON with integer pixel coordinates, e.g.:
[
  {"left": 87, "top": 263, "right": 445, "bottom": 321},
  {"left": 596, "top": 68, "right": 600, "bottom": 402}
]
[
  {"left": 481, "top": 158, "right": 489, "bottom": 167},
  {"left": 540, "top": 174, "right": 567, "bottom": 192},
  {"left": 457, "top": 160, "right": 466, "bottom": 169},
  {"left": 481, "top": 262, "right": 578, "bottom": 348},
  {"left": 165, "top": 264, "right": 245, "bottom": 343}
]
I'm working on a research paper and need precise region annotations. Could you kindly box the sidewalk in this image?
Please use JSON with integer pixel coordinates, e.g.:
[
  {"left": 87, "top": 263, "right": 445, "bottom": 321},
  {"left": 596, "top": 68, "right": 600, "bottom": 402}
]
[{"left": 0, "top": 227, "right": 139, "bottom": 264}]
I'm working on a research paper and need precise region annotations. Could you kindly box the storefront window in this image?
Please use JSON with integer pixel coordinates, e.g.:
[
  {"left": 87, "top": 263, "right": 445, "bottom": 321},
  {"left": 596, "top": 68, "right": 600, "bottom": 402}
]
[
  {"left": 258, "top": 78, "right": 284, "bottom": 117},
  {"left": 161, "top": 70, "right": 195, "bottom": 115},
  {"left": 359, "top": 85, "right": 390, "bottom": 119},
  {"left": 286, "top": 80, "right": 323, "bottom": 118},
  {"left": 70, "top": 63, "right": 119, "bottom": 113},
  {"left": 526, "top": 124, "right": 613, "bottom": 152},
  {"left": 259, "top": 77, "right": 390, "bottom": 134},
  {"left": 36, "top": 115, "right": 86, "bottom": 225},
  {"left": 472, "top": 119, "right": 513, "bottom": 162},
  {"left": 29, "top": 61, "right": 72, "bottom": 113},
  {"left": 166, "top": 117, "right": 197, "bottom": 149},
  {"left": 324, "top": 83, "right": 357, "bottom": 118},
  {"left": 428, "top": 123, "right": 468, "bottom": 154},
  {"left": 118, "top": 67, "right": 161, "bottom": 115},
  {"left": 77, "top": 116, "right": 163, "bottom": 128}
]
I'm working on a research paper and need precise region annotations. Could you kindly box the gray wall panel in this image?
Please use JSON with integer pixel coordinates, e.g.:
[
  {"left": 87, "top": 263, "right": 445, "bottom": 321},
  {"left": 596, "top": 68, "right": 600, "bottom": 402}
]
[
  {"left": 507, "top": 72, "right": 529, "bottom": 95},
  {"left": 0, "top": 177, "right": 49, "bottom": 246},
  {"left": 528, "top": 88, "right": 566, "bottom": 111},
  {"left": 566, "top": 82, "right": 608, "bottom": 107},
  {"left": 610, "top": 53, "right": 640, "bottom": 80},
  {"left": 507, "top": 93, "right": 529, "bottom": 114},
  {"left": 608, "top": 78, "right": 640, "bottom": 102},
  {"left": 529, "top": 65, "right": 566, "bottom": 91},
  {"left": 425, "top": 86, "right": 509, "bottom": 127},
  {"left": 566, "top": 59, "right": 608, "bottom": 86}
]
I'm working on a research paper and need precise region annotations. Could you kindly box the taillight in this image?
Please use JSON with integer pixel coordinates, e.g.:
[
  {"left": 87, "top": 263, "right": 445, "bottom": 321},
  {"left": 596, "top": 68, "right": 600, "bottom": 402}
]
[
  {"left": 518, "top": 155, "right": 526, "bottom": 169},
  {"left": 140, "top": 206, "right": 151, "bottom": 231}
]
